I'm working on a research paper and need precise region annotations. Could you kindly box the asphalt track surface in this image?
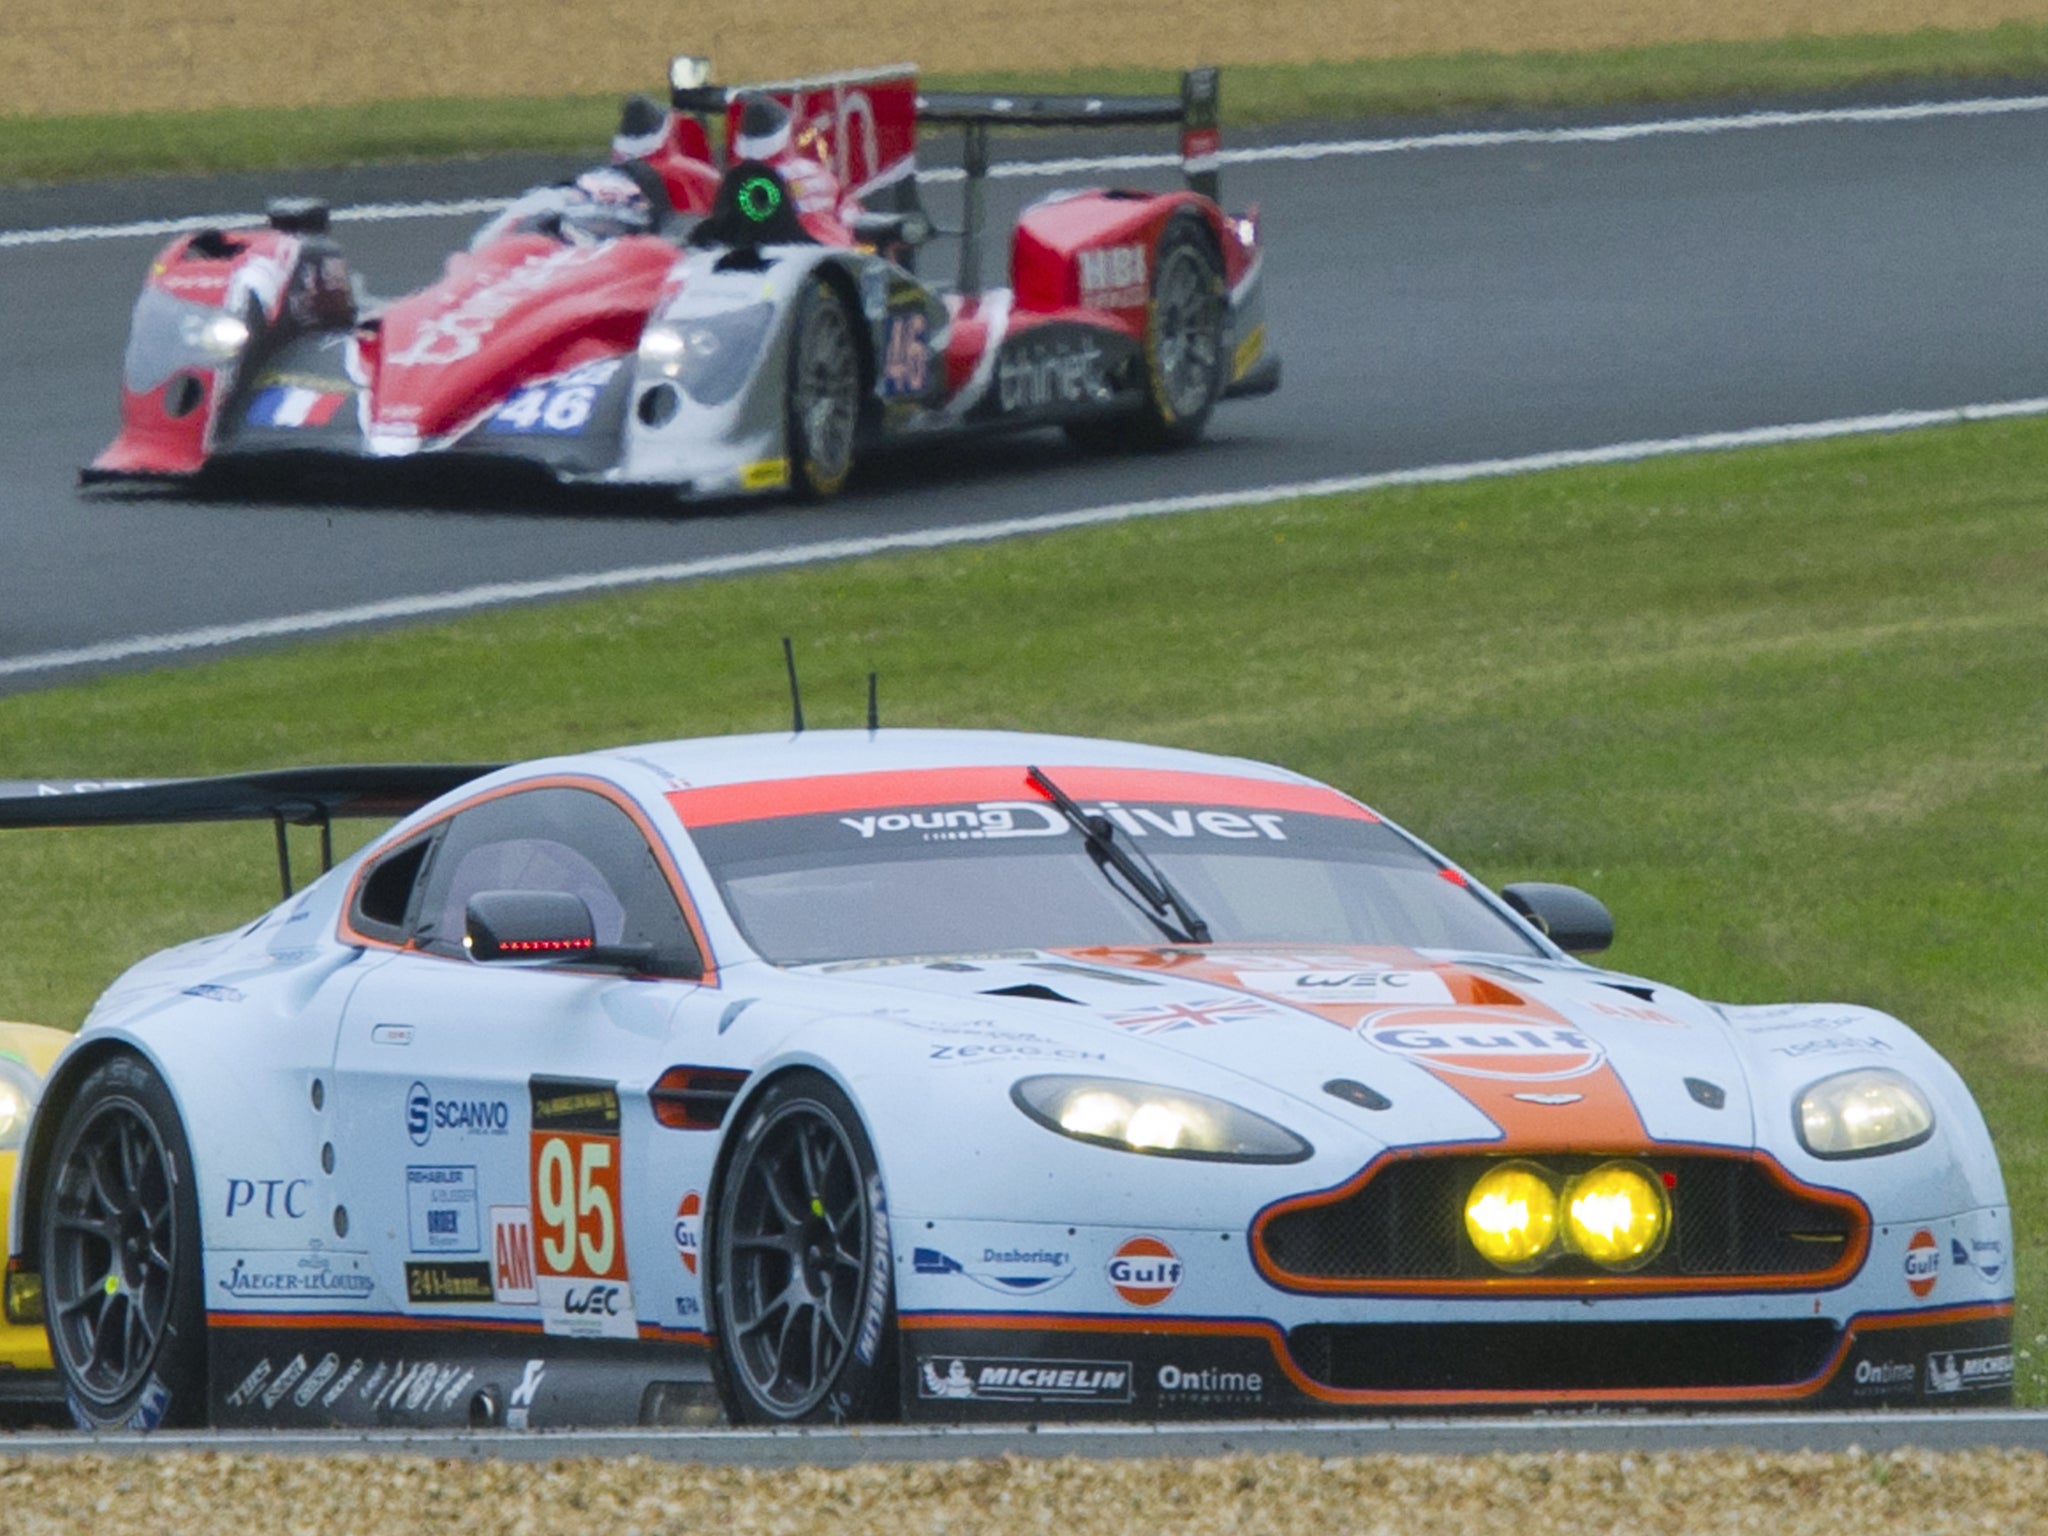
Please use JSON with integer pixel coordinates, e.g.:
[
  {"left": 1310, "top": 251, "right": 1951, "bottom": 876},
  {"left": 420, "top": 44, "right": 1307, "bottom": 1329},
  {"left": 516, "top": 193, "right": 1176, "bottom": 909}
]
[{"left": 6, "top": 85, "right": 2048, "bottom": 690}]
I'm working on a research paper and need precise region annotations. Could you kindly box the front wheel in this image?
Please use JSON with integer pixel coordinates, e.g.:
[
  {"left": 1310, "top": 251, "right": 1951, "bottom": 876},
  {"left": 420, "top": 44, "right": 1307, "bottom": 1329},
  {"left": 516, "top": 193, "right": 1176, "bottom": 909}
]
[
  {"left": 711, "top": 1070, "right": 896, "bottom": 1423},
  {"left": 785, "top": 281, "right": 863, "bottom": 499},
  {"left": 39, "top": 1053, "right": 207, "bottom": 1429}
]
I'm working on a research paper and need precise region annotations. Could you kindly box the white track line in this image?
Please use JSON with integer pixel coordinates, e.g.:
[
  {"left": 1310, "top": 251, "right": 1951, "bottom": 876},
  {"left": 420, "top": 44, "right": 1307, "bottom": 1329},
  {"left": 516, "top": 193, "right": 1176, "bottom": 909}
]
[
  {"left": 7, "top": 91, "right": 2048, "bottom": 249},
  {"left": 6, "top": 394, "right": 2045, "bottom": 682}
]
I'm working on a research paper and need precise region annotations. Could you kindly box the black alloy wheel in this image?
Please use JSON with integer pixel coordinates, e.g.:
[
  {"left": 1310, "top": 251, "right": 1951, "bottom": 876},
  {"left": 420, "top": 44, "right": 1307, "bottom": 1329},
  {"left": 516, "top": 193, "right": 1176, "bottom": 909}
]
[
  {"left": 39, "top": 1053, "right": 206, "bottom": 1429},
  {"left": 1064, "top": 211, "right": 1227, "bottom": 453},
  {"left": 712, "top": 1071, "right": 895, "bottom": 1422},
  {"left": 786, "top": 280, "right": 863, "bottom": 499},
  {"left": 1136, "top": 212, "right": 1228, "bottom": 446}
]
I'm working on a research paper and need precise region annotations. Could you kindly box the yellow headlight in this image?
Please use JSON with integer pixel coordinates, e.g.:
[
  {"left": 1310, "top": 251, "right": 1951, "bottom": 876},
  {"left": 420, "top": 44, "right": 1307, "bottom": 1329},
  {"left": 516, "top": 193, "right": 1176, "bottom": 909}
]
[
  {"left": 1563, "top": 1161, "right": 1669, "bottom": 1270},
  {"left": 1464, "top": 1162, "right": 1559, "bottom": 1271}
]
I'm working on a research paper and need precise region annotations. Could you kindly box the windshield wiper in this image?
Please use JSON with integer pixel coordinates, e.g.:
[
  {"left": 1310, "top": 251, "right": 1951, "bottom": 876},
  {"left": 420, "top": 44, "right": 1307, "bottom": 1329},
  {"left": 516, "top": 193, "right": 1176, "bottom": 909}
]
[{"left": 1026, "top": 765, "right": 1211, "bottom": 944}]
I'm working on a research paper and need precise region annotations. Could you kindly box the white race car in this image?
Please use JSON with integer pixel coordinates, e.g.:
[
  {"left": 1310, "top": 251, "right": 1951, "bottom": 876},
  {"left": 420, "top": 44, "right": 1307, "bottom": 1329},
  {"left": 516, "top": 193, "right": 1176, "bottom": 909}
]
[{"left": 0, "top": 732, "right": 2012, "bottom": 1428}]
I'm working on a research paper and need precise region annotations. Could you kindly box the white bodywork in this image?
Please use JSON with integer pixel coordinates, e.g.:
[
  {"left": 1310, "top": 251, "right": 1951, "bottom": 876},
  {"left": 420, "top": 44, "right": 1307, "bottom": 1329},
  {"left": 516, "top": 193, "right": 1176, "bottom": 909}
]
[{"left": 14, "top": 731, "right": 2013, "bottom": 1423}]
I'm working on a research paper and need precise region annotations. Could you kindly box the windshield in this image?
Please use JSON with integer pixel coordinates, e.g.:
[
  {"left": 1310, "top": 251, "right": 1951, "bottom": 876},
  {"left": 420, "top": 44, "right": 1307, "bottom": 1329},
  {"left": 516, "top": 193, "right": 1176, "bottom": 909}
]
[{"left": 672, "top": 766, "right": 1544, "bottom": 965}]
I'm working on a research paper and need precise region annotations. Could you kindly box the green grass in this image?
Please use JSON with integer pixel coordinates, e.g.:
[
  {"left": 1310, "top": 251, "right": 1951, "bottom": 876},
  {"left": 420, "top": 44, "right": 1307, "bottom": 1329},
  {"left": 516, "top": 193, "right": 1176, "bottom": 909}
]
[
  {"left": 3, "top": 416, "right": 2047, "bottom": 1396},
  {"left": 9, "top": 22, "right": 2048, "bottom": 186}
]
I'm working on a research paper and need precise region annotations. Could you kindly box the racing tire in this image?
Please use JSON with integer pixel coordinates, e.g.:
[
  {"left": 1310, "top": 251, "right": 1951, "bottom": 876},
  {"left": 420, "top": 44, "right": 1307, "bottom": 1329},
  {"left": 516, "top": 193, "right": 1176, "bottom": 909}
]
[
  {"left": 786, "top": 280, "right": 863, "bottom": 500},
  {"left": 710, "top": 1070, "right": 897, "bottom": 1424},
  {"left": 1067, "top": 211, "right": 1227, "bottom": 452},
  {"left": 38, "top": 1053, "right": 207, "bottom": 1430}
]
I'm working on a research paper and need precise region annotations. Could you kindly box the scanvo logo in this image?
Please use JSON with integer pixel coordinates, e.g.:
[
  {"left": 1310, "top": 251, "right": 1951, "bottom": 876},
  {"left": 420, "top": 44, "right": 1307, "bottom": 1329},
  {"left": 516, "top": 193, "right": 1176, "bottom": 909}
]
[
  {"left": 1905, "top": 1228, "right": 1940, "bottom": 1299},
  {"left": 1361, "top": 1009, "right": 1605, "bottom": 1082},
  {"left": 407, "top": 1081, "right": 511, "bottom": 1146},
  {"left": 1107, "top": 1235, "right": 1182, "bottom": 1307}
]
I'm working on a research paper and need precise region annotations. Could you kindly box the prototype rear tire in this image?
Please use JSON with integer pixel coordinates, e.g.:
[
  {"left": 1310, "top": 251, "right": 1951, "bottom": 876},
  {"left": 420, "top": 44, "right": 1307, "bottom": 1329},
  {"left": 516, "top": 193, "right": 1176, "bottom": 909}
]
[
  {"left": 786, "top": 280, "right": 862, "bottom": 499},
  {"left": 711, "top": 1071, "right": 896, "bottom": 1423},
  {"left": 39, "top": 1053, "right": 206, "bottom": 1430},
  {"left": 1069, "top": 211, "right": 1227, "bottom": 452}
]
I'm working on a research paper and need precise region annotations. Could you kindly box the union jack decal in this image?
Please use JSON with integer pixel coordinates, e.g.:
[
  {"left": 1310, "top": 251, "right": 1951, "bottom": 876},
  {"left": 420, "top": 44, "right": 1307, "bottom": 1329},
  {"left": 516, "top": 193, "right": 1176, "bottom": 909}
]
[{"left": 1107, "top": 998, "right": 1276, "bottom": 1036}]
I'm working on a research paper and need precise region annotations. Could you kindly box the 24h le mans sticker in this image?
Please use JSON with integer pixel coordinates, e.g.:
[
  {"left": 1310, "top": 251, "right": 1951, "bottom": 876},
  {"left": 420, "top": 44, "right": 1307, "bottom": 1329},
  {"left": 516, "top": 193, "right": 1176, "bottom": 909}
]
[{"left": 1360, "top": 1007, "right": 1605, "bottom": 1082}]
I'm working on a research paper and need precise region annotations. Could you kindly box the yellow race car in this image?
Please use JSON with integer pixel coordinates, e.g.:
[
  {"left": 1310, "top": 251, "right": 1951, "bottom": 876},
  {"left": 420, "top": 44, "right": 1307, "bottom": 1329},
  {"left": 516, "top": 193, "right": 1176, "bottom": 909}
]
[{"left": 0, "top": 1021, "right": 68, "bottom": 1396}]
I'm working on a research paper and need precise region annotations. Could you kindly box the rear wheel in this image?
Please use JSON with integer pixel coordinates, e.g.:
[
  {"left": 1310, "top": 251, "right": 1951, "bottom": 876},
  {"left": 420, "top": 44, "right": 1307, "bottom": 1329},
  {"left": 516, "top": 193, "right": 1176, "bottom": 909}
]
[
  {"left": 786, "top": 281, "right": 862, "bottom": 499},
  {"left": 1065, "top": 212, "right": 1227, "bottom": 453},
  {"left": 1138, "top": 213, "right": 1228, "bottom": 446},
  {"left": 711, "top": 1071, "right": 895, "bottom": 1423},
  {"left": 39, "top": 1054, "right": 206, "bottom": 1430}
]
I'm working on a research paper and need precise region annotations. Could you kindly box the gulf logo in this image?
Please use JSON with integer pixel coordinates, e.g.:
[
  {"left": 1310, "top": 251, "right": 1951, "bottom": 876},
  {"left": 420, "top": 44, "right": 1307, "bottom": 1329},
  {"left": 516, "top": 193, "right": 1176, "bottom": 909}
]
[
  {"left": 1107, "top": 1235, "right": 1182, "bottom": 1307},
  {"left": 675, "top": 1192, "right": 702, "bottom": 1276},
  {"left": 1361, "top": 1007, "right": 1605, "bottom": 1082},
  {"left": 1905, "top": 1228, "right": 1939, "bottom": 1299}
]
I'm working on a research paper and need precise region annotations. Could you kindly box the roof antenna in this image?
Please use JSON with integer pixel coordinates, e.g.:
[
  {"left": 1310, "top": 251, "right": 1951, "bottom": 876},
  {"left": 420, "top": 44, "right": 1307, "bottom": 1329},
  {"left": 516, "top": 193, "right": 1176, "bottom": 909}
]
[
  {"left": 866, "top": 672, "right": 879, "bottom": 733},
  {"left": 782, "top": 637, "right": 805, "bottom": 734}
]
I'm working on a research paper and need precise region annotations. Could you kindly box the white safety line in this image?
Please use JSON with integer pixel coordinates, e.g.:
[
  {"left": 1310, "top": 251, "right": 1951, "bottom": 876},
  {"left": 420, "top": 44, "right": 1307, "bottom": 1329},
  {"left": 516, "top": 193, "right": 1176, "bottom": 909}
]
[
  {"left": 5, "top": 91, "right": 2048, "bottom": 249},
  {"left": 6, "top": 394, "right": 2045, "bottom": 681}
]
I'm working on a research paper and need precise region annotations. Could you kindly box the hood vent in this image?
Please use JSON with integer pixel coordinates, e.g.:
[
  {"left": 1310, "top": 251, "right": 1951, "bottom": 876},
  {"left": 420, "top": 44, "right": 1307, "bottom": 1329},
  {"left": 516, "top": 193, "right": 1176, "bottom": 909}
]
[
  {"left": 1602, "top": 981, "right": 1659, "bottom": 1002},
  {"left": 1685, "top": 1077, "right": 1727, "bottom": 1109},
  {"left": 982, "top": 983, "right": 1081, "bottom": 1005},
  {"left": 1324, "top": 1079, "right": 1393, "bottom": 1112}
]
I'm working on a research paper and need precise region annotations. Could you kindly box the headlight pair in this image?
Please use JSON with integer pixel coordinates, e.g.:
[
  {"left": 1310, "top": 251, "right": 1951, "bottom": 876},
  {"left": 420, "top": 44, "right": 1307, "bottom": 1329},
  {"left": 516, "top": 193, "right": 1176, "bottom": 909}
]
[
  {"left": 637, "top": 302, "right": 775, "bottom": 407},
  {"left": 1464, "top": 1159, "right": 1670, "bottom": 1273},
  {"left": 1013, "top": 1075, "right": 1310, "bottom": 1163}
]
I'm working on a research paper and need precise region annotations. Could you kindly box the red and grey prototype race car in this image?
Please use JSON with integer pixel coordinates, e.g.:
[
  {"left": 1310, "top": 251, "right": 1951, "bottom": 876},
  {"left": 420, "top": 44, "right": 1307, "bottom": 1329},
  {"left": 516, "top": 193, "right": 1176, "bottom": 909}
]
[{"left": 86, "top": 60, "right": 1277, "bottom": 502}]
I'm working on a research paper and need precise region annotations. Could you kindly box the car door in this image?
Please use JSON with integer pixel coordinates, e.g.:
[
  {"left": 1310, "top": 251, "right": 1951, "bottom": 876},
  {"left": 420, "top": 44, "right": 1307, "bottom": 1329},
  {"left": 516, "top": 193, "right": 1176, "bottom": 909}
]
[{"left": 329, "top": 781, "right": 708, "bottom": 1358}]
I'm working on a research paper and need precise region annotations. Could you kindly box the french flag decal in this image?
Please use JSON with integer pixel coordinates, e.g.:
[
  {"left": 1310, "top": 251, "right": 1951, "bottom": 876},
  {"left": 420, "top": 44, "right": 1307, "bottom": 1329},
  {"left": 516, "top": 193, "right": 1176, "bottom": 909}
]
[{"left": 247, "top": 386, "right": 346, "bottom": 429}]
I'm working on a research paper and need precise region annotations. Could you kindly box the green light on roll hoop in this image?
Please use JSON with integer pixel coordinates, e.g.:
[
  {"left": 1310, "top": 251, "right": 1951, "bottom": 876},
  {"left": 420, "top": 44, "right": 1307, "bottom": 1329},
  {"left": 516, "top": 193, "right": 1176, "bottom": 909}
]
[{"left": 736, "top": 175, "right": 783, "bottom": 224}]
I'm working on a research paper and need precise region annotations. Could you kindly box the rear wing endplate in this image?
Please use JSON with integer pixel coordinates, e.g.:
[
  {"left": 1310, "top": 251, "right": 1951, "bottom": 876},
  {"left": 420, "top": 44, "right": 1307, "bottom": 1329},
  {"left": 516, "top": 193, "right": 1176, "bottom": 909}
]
[{"left": 0, "top": 764, "right": 500, "bottom": 898}]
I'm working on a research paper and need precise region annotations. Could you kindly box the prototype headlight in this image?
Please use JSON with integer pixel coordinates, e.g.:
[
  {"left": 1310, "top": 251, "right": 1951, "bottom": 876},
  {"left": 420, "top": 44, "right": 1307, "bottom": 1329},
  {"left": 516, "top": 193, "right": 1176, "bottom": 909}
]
[
  {"left": 0, "top": 1063, "right": 39, "bottom": 1152},
  {"left": 1012, "top": 1076, "right": 1310, "bottom": 1163},
  {"left": 637, "top": 302, "right": 775, "bottom": 406},
  {"left": 1797, "top": 1067, "right": 1934, "bottom": 1158},
  {"left": 181, "top": 311, "right": 251, "bottom": 360},
  {"left": 122, "top": 289, "right": 253, "bottom": 393}
]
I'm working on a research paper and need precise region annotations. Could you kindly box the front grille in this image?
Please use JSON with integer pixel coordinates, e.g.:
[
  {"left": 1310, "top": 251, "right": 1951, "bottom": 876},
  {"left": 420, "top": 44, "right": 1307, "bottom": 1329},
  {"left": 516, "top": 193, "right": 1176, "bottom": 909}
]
[
  {"left": 1258, "top": 1153, "right": 1860, "bottom": 1286},
  {"left": 1288, "top": 1319, "right": 1840, "bottom": 1392}
]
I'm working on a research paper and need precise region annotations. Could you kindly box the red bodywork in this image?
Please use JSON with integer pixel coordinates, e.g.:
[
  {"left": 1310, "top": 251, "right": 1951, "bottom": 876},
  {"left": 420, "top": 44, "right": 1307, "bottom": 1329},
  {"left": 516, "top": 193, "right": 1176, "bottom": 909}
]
[{"left": 366, "top": 236, "right": 678, "bottom": 443}]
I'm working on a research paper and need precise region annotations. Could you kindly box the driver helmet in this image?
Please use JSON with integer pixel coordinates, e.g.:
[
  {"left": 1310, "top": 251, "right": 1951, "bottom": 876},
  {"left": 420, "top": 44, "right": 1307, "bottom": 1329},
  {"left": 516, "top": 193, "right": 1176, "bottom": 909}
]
[{"left": 556, "top": 167, "right": 656, "bottom": 243}]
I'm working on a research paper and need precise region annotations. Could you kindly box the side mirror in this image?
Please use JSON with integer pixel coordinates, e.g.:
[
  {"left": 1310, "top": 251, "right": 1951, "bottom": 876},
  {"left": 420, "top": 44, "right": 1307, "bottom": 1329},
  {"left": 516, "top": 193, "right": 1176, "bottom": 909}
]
[
  {"left": 1500, "top": 882, "right": 1614, "bottom": 955},
  {"left": 464, "top": 890, "right": 655, "bottom": 972},
  {"left": 669, "top": 55, "right": 713, "bottom": 92}
]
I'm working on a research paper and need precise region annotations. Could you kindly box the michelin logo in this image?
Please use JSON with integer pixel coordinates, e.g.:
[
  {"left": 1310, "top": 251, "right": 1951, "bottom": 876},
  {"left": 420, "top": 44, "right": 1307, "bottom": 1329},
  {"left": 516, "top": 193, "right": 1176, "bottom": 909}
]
[
  {"left": 1925, "top": 1346, "right": 2014, "bottom": 1395},
  {"left": 918, "top": 1357, "right": 1131, "bottom": 1403}
]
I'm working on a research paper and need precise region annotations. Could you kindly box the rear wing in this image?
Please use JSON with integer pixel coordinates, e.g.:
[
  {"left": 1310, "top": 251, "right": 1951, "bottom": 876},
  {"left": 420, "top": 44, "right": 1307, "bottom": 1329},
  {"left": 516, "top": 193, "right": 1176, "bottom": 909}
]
[
  {"left": 666, "top": 56, "right": 1224, "bottom": 293},
  {"left": 0, "top": 765, "right": 500, "bottom": 897},
  {"left": 917, "top": 67, "right": 1222, "bottom": 200}
]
